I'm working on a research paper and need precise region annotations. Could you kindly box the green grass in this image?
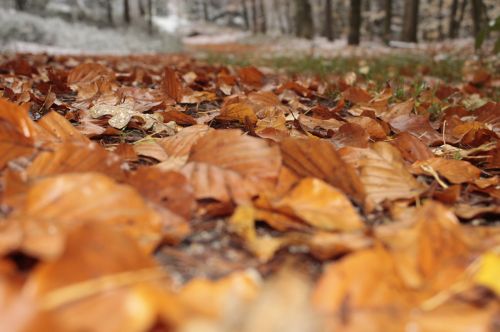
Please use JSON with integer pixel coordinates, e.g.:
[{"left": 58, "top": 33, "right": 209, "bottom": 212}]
[{"left": 203, "top": 52, "right": 466, "bottom": 84}]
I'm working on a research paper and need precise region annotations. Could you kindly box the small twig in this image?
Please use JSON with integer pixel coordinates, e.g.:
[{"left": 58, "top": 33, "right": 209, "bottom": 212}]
[{"left": 420, "top": 164, "right": 448, "bottom": 189}]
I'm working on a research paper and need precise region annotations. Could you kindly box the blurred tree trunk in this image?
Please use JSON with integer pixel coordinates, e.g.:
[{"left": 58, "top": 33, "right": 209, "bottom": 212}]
[
  {"left": 275, "top": 0, "right": 287, "bottom": 34},
  {"left": 324, "top": 0, "right": 334, "bottom": 41},
  {"left": 258, "top": 0, "right": 267, "bottom": 33},
  {"left": 448, "top": 0, "right": 459, "bottom": 38},
  {"left": 202, "top": 0, "right": 209, "bottom": 22},
  {"left": 348, "top": 0, "right": 362, "bottom": 45},
  {"left": 471, "top": 0, "right": 483, "bottom": 37},
  {"left": 15, "top": 0, "right": 28, "bottom": 11},
  {"left": 123, "top": 0, "right": 131, "bottom": 24},
  {"left": 437, "top": 0, "right": 444, "bottom": 39},
  {"left": 139, "top": 0, "right": 145, "bottom": 16},
  {"left": 241, "top": 0, "right": 250, "bottom": 30},
  {"left": 402, "top": 0, "right": 419, "bottom": 42},
  {"left": 106, "top": 0, "right": 114, "bottom": 25},
  {"left": 295, "top": 0, "right": 314, "bottom": 39},
  {"left": 251, "top": 0, "right": 258, "bottom": 34},
  {"left": 285, "top": 0, "right": 293, "bottom": 34},
  {"left": 148, "top": 0, "right": 153, "bottom": 35},
  {"left": 384, "top": 0, "right": 392, "bottom": 44},
  {"left": 455, "top": 0, "right": 468, "bottom": 36}
]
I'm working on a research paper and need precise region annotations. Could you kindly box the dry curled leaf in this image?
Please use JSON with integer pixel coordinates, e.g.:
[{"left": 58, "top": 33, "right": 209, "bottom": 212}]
[
  {"left": 272, "top": 178, "right": 364, "bottom": 232},
  {"left": 340, "top": 142, "right": 426, "bottom": 206},
  {"left": 280, "top": 137, "right": 366, "bottom": 207}
]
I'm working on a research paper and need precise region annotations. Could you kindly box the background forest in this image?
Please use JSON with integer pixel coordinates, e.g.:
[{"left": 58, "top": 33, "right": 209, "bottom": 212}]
[{"left": 0, "top": 0, "right": 498, "bottom": 53}]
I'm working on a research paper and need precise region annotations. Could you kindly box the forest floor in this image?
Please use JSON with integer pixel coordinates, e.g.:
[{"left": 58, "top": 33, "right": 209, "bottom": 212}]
[{"left": 0, "top": 30, "right": 499, "bottom": 332}]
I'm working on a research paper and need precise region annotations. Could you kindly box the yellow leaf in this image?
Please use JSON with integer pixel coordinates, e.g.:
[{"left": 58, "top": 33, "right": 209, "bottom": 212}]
[{"left": 474, "top": 250, "right": 500, "bottom": 296}]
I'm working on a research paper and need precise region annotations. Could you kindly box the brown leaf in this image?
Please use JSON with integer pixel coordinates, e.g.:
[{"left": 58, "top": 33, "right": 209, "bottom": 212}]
[
  {"left": 189, "top": 129, "right": 281, "bottom": 180},
  {"left": 391, "top": 132, "right": 434, "bottom": 163},
  {"left": 280, "top": 137, "right": 366, "bottom": 207},
  {"left": 181, "top": 161, "right": 259, "bottom": 205},
  {"left": 125, "top": 167, "right": 195, "bottom": 220},
  {"left": 330, "top": 123, "right": 369, "bottom": 148},
  {"left": 347, "top": 116, "right": 388, "bottom": 139},
  {"left": 340, "top": 142, "right": 426, "bottom": 206},
  {"left": 218, "top": 102, "right": 258, "bottom": 125},
  {"left": 342, "top": 87, "right": 372, "bottom": 104},
  {"left": 0, "top": 98, "right": 38, "bottom": 169},
  {"left": 26, "top": 142, "right": 124, "bottom": 180},
  {"left": 160, "top": 110, "right": 197, "bottom": 125},
  {"left": 1, "top": 173, "right": 162, "bottom": 258},
  {"left": 237, "top": 66, "right": 265, "bottom": 87},
  {"left": 24, "top": 223, "right": 175, "bottom": 332},
  {"left": 411, "top": 158, "right": 482, "bottom": 184},
  {"left": 272, "top": 178, "right": 364, "bottom": 231},
  {"left": 163, "top": 67, "right": 183, "bottom": 102},
  {"left": 390, "top": 115, "right": 442, "bottom": 146}
]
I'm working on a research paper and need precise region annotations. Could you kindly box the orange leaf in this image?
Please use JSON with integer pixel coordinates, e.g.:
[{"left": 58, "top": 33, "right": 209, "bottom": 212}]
[
  {"left": 280, "top": 137, "right": 366, "bottom": 207},
  {"left": 163, "top": 67, "right": 183, "bottom": 102},
  {"left": 340, "top": 142, "right": 426, "bottom": 206},
  {"left": 411, "top": 158, "right": 482, "bottom": 184},
  {"left": 272, "top": 178, "right": 364, "bottom": 231},
  {"left": 218, "top": 102, "right": 258, "bottom": 125},
  {"left": 237, "top": 66, "right": 265, "bottom": 87}
]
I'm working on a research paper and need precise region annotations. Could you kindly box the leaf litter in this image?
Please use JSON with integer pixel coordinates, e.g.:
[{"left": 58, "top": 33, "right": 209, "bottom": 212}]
[{"left": 0, "top": 52, "right": 499, "bottom": 331}]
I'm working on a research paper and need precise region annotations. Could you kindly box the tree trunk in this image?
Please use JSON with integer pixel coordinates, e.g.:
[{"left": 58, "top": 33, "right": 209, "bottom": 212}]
[
  {"left": 241, "top": 0, "right": 250, "bottom": 30},
  {"left": 15, "top": 0, "right": 28, "bottom": 11},
  {"left": 384, "top": 0, "right": 392, "bottom": 44},
  {"left": 148, "top": 0, "right": 154, "bottom": 35},
  {"left": 402, "top": 0, "right": 419, "bottom": 42},
  {"left": 285, "top": 0, "right": 293, "bottom": 34},
  {"left": 258, "top": 0, "right": 267, "bottom": 33},
  {"left": 106, "top": 0, "right": 114, "bottom": 25},
  {"left": 348, "top": 0, "right": 362, "bottom": 45},
  {"left": 324, "top": 0, "right": 334, "bottom": 41},
  {"left": 139, "top": 0, "right": 146, "bottom": 16},
  {"left": 471, "top": 0, "right": 483, "bottom": 38},
  {"left": 295, "top": 0, "right": 314, "bottom": 39},
  {"left": 123, "top": 0, "right": 131, "bottom": 24},
  {"left": 448, "top": 0, "right": 459, "bottom": 38},
  {"left": 455, "top": 0, "right": 468, "bottom": 37},
  {"left": 251, "top": 0, "right": 258, "bottom": 34},
  {"left": 437, "top": 0, "right": 444, "bottom": 40},
  {"left": 202, "top": 0, "right": 209, "bottom": 22},
  {"left": 275, "top": 0, "right": 287, "bottom": 34}
]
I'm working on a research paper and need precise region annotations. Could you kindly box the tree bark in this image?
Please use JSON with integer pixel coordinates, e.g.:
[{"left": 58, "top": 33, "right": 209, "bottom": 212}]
[
  {"left": 448, "top": 0, "right": 459, "bottom": 38},
  {"left": 123, "top": 0, "right": 131, "bottom": 24},
  {"left": 402, "top": 0, "right": 419, "bottom": 42},
  {"left": 348, "top": 0, "right": 362, "bottom": 45},
  {"left": 285, "top": 0, "right": 293, "bottom": 35},
  {"left": 455, "top": 0, "right": 468, "bottom": 36},
  {"left": 471, "top": 0, "right": 483, "bottom": 37},
  {"left": 202, "top": 0, "right": 209, "bottom": 22},
  {"left": 106, "top": 0, "right": 114, "bottom": 25},
  {"left": 324, "top": 0, "right": 334, "bottom": 41},
  {"left": 384, "top": 0, "right": 392, "bottom": 44},
  {"left": 148, "top": 0, "right": 153, "bottom": 35},
  {"left": 241, "top": 0, "right": 250, "bottom": 30},
  {"left": 437, "top": 0, "right": 444, "bottom": 40},
  {"left": 251, "top": 0, "right": 258, "bottom": 34},
  {"left": 15, "top": 0, "right": 28, "bottom": 11},
  {"left": 275, "top": 0, "right": 287, "bottom": 34},
  {"left": 258, "top": 0, "right": 267, "bottom": 33},
  {"left": 295, "top": 0, "right": 314, "bottom": 39}
]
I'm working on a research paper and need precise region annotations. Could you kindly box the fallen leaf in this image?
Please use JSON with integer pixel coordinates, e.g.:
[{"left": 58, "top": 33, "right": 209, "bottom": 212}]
[
  {"left": 272, "top": 178, "right": 364, "bottom": 231},
  {"left": 340, "top": 142, "right": 426, "bottom": 206},
  {"left": 411, "top": 158, "right": 482, "bottom": 184},
  {"left": 280, "top": 137, "right": 366, "bottom": 207}
]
